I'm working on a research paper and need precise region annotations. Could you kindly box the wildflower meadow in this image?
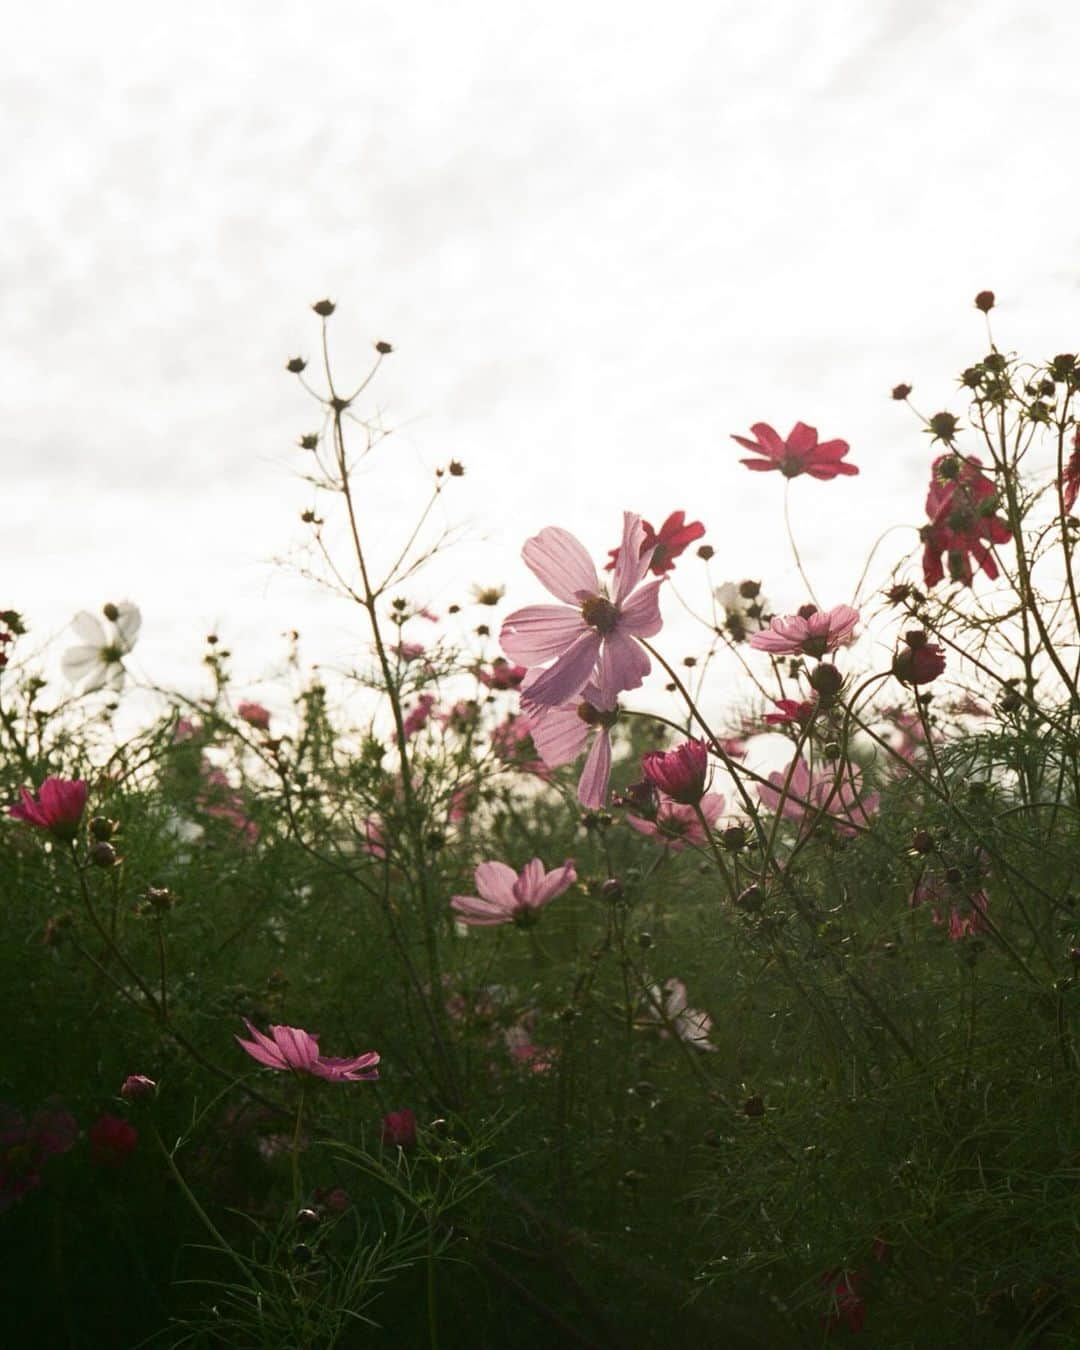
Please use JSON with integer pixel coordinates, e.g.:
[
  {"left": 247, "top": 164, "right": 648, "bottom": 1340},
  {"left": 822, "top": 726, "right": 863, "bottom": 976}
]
[{"left": 5, "top": 293, "right": 1080, "bottom": 1347}]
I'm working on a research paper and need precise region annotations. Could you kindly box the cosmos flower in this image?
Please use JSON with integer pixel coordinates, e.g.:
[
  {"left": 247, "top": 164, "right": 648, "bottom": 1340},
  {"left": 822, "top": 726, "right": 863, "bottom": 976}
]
[
  {"left": 749, "top": 604, "right": 859, "bottom": 658},
  {"left": 731, "top": 422, "right": 858, "bottom": 480},
  {"left": 88, "top": 1115, "right": 138, "bottom": 1167},
  {"left": 604, "top": 510, "right": 706, "bottom": 576},
  {"left": 521, "top": 677, "right": 618, "bottom": 808},
  {"left": 380, "top": 1110, "right": 418, "bottom": 1149},
  {"left": 236, "top": 1020, "right": 380, "bottom": 1082},
  {"left": 451, "top": 858, "right": 577, "bottom": 927},
  {"left": 500, "top": 513, "right": 664, "bottom": 707},
  {"left": 641, "top": 739, "right": 710, "bottom": 805},
  {"left": 643, "top": 979, "right": 716, "bottom": 1052},
  {"left": 627, "top": 791, "right": 727, "bottom": 851},
  {"left": 237, "top": 701, "right": 271, "bottom": 730},
  {"left": 757, "top": 757, "right": 878, "bottom": 836},
  {"left": 61, "top": 602, "right": 141, "bottom": 693},
  {"left": 9, "top": 777, "right": 89, "bottom": 842},
  {"left": 920, "top": 453, "right": 1011, "bottom": 588}
]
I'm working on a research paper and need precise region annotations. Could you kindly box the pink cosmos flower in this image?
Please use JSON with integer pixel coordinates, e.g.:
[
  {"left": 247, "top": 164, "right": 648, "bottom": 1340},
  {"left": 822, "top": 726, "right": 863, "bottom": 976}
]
[
  {"left": 237, "top": 701, "right": 271, "bottom": 730},
  {"left": 731, "top": 422, "right": 858, "bottom": 480},
  {"left": 119, "top": 1075, "right": 156, "bottom": 1102},
  {"left": 490, "top": 714, "right": 551, "bottom": 779},
  {"left": 381, "top": 1109, "right": 418, "bottom": 1149},
  {"left": 400, "top": 693, "right": 437, "bottom": 740},
  {"left": 451, "top": 858, "right": 577, "bottom": 927},
  {"left": 475, "top": 659, "right": 527, "bottom": 690},
  {"left": 89, "top": 1114, "right": 138, "bottom": 1167},
  {"left": 627, "top": 791, "right": 726, "bottom": 851},
  {"left": 9, "top": 777, "right": 89, "bottom": 842},
  {"left": 920, "top": 453, "right": 1011, "bottom": 588},
  {"left": 750, "top": 605, "right": 859, "bottom": 658},
  {"left": 197, "top": 766, "right": 259, "bottom": 845},
  {"left": 505, "top": 1021, "right": 554, "bottom": 1073},
  {"left": 0, "top": 1100, "right": 78, "bottom": 1212},
  {"left": 500, "top": 513, "right": 664, "bottom": 707},
  {"left": 604, "top": 510, "right": 706, "bottom": 577},
  {"left": 521, "top": 677, "right": 617, "bottom": 808},
  {"left": 1062, "top": 430, "right": 1080, "bottom": 514},
  {"left": 641, "top": 739, "right": 709, "bottom": 805},
  {"left": 236, "top": 1020, "right": 380, "bottom": 1082},
  {"left": 892, "top": 631, "right": 946, "bottom": 686},
  {"left": 643, "top": 979, "right": 716, "bottom": 1052},
  {"left": 757, "top": 757, "right": 878, "bottom": 836},
  {"left": 394, "top": 642, "right": 426, "bottom": 662}
]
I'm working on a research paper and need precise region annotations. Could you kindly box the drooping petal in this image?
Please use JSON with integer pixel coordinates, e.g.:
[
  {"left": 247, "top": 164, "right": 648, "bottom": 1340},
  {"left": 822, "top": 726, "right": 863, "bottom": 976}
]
[
  {"left": 451, "top": 895, "right": 515, "bottom": 926},
  {"left": 523, "top": 701, "right": 592, "bottom": 767},
  {"left": 597, "top": 628, "right": 650, "bottom": 697},
  {"left": 611, "top": 513, "right": 651, "bottom": 606},
  {"left": 500, "top": 605, "right": 589, "bottom": 664},
  {"left": 522, "top": 527, "right": 600, "bottom": 604},
  {"left": 523, "top": 630, "right": 602, "bottom": 707},
  {"left": 577, "top": 731, "right": 611, "bottom": 807},
  {"left": 473, "top": 861, "right": 519, "bottom": 908}
]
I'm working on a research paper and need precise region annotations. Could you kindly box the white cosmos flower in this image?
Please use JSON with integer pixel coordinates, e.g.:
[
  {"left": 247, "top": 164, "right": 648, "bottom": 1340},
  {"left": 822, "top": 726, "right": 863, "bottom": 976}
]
[
  {"left": 61, "top": 602, "right": 141, "bottom": 693},
  {"left": 714, "top": 580, "right": 771, "bottom": 642},
  {"left": 645, "top": 978, "right": 717, "bottom": 1052}
]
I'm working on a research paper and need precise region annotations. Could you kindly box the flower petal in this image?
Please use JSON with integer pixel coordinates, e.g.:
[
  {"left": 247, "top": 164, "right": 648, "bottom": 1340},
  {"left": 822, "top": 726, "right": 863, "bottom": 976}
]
[
  {"left": 611, "top": 513, "right": 650, "bottom": 606},
  {"left": 577, "top": 730, "right": 611, "bottom": 808},
  {"left": 112, "top": 602, "right": 142, "bottom": 652},
  {"left": 617, "top": 578, "right": 664, "bottom": 638},
  {"left": 500, "top": 605, "right": 588, "bottom": 665},
  {"left": 597, "top": 628, "right": 649, "bottom": 697},
  {"left": 522, "top": 527, "right": 599, "bottom": 604},
  {"left": 70, "top": 611, "right": 105, "bottom": 645},
  {"left": 473, "top": 860, "right": 519, "bottom": 907},
  {"left": 522, "top": 630, "right": 602, "bottom": 707}
]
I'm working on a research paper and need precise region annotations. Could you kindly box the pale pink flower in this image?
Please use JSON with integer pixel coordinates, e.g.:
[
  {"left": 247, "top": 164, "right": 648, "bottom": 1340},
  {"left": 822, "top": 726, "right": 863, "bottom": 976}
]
[
  {"left": 475, "top": 659, "right": 527, "bottom": 690},
  {"left": 627, "top": 791, "right": 726, "bottom": 851},
  {"left": 504, "top": 1022, "right": 554, "bottom": 1073},
  {"left": 749, "top": 604, "right": 859, "bottom": 658},
  {"left": 643, "top": 979, "right": 716, "bottom": 1052},
  {"left": 237, "top": 701, "right": 271, "bottom": 730},
  {"left": 521, "top": 677, "right": 617, "bottom": 808},
  {"left": 757, "top": 757, "right": 878, "bottom": 836},
  {"left": 500, "top": 513, "right": 664, "bottom": 707},
  {"left": 394, "top": 642, "right": 426, "bottom": 662},
  {"left": 400, "top": 693, "right": 437, "bottom": 740},
  {"left": 9, "top": 777, "right": 89, "bottom": 842},
  {"left": 451, "top": 858, "right": 577, "bottom": 927},
  {"left": 236, "top": 1020, "right": 380, "bottom": 1082}
]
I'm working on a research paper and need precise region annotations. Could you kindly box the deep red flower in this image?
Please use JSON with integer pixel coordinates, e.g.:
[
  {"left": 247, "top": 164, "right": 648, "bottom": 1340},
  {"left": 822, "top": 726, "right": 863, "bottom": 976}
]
[
  {"left": 892, "top": 631, "right": 947, "bottom": 686},
  {"left": 604, "top": 511, "right": 706, "bottom": 576},
  {"left": 921, "top": 454, "right": 1011, "bottom": 588},
  {"left": 89, "top": 1114, "right": 138, "bottom": 1167},
  {"left": 641, "top": 739, "right": 709, "bottom": 805},
  {"left": 237, "top": 701, "right": 271, "bottom": 730},
  {"left": 821, "top": 1269, "right": 867, "bottom": 1334},
  {"left": 1061, "top": 429, "right": 1080, "bottom": 514},
  {"left": 764, "top": 699, "right": 816, "bottom": 726},
  {"left": 731, "top": 422, "right": 858, "bottom": 480},
  {"left": 9, "top": 778, "right": 89, "bottom": 842},
  {"left": 380, "top": 1109, "right": 418, "bottom": 1150}
]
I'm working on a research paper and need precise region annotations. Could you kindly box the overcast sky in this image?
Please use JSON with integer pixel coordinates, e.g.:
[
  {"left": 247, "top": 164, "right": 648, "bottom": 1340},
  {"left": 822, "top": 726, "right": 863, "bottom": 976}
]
[{"left": 6, "top": 1, "right": 1079, "bottom": 715}]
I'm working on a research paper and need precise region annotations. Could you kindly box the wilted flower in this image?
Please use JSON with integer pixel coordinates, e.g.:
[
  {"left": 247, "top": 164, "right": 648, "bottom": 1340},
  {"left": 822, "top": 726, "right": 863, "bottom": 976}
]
[
  {"left": 821, "top": 1269, "right": 867, "bottom": 1335},
  {"left": 731, "top": 422, "right": 858, "bottom": 480},
  {"left": 451, "top": 858, "right": 577, "bottom": 927},
  {"left": 1061, "top": 429, "right": 1080, "bottom": 514},
  {"left": 500, "top": 513, "right": 664, "bottom": 707},
  {"left": 236, "top": 1021, "right": 380, "bottom": 1082},
  {"left": 9, "top": 777, "right": 89, "bottom": 842},
  {"left": 61, "top": 603, "right": 141, "bottom": 693},
  {"left": 750, "top": 605, "right": 859, "bottom": 658}
]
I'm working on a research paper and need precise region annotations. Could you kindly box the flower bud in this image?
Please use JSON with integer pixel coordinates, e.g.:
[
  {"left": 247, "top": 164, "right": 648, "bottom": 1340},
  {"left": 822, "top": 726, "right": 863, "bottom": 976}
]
[
  {"left": 311, "top": 298, "right": 336, "bottom": 316},
  {"left": 375, "top": 340, "right": 394, "bottom": 354},
  {"left": 735, "top": 884, "right": 763, "bottom": 912},
  {"left": 295, "top": 1207, "right": 321, "bottom": 1228},
  {"left": 974, "top": 290, "right": 995, "bottom": 312},
  {"left": 722, "top": 824, "right": 748, "bottom": 853},
  {"left": 808, "top": 663, "right": 844, "bottom": 701},
  {"left": 600, "top": 877, "right": 624, "bottom": 901},
  {"left": 90, "top": 841, "right": 118, "bottom": 869},
  {"left": 927, "top": 412, "right": 960, "bottom": 444},
  {"left": 891, "top": 383, "right": 912, "bottom": 401},
  {"left": 448, "top": 460, "right": 465, "bottom": 477},
  {"left": 298, "top": 433, "right": 319, "bottom": 450},
  {"left": 910, "top": 829, "right": 935, "bottom": 855},
  {"left": 286, "top": 357, "right": 307, "bottom": 374},
  {"left": 743, "top": 1095, "right": 765, "bottom": 1118},
  {"left": 120, "top": 1074, "right": 156, "bottom": 1101},
  {"left": 696, "top": 544, "right": 715, "bottom": 560},
  {"left": 89, "top": 816, "right": 117, "bottom": 842}
]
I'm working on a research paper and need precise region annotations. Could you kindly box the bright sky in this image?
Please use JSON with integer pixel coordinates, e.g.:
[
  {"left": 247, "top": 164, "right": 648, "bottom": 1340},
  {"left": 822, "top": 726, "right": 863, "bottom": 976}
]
[{"left": 7, "top": 1, "right": 1079, "bottom": 713}]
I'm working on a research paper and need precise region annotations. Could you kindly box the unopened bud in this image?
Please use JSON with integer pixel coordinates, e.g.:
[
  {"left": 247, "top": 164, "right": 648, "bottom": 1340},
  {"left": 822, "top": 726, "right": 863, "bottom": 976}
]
[
  {"left": 808, "top": 663, "right": 844, "bottom": 701},
  {"left": 600, "top": 878, "right": 623, "bottom": 901},
  {"left": 891, "top": 383, "right": 912, "bottom": 401},
  {"left": 696, "top": 544, "right": 714, "bottom": 560},
  {"left": 735, "top": 884, "right": 763, "bottom": 912},
  {"left": 743, "top": 1095, "right": 765, "bottom": 1118},
  {"left": 928, "top": 412, "right": 960, "bottom": 444},
  {"left": 298, "top": 433, "right": 319, "bottom": 450},
  {"left": 286, "top": 357, "right": 307, "bottom": 374},
  {"left": 103, "top": 602, "right": 120, "bottom": 622},
  {"left": 120, "top": 1074, "right": 156, "bottom": 1101},
  {"left": 722, "top": 824, "right": 748, "bottom": 852},
  {"left": 90, "top": 841, "right": 118, "bottom": 869},
  {"left": 311, "top": 298, "right": 336, "bottom": 317},
  {"left": 910, "top": 829, "right": 935, "bottom": 855},
  {"left": 974, "top": 290, "right": 995, "bottom": 313},
  {"left": 295, "top": 1207, "right": 321, "bottom": 1229},
  {"left": 90, "top": 816, "right": 117, "bottom": 842},
  {"left": 448, "top": 460, "right": 465, "bottom": 477},
  {"left": 375, "top": 340, "right": 394, "bottom": 354}
]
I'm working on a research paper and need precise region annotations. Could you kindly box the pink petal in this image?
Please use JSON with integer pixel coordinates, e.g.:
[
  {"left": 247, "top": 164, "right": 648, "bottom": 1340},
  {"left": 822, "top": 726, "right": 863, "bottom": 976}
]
[
  {"left": 617, "top": 577, "right": 664, "bottom": 638},
  {"left": 522, "top": 526, "right": 600, "bottom": 604},
  {"left": 577, "top": 730, "right": 611, "bottom": 807},
  {"left": 523, "top": 631, "right": 602, "bottom": 707},
  {"left": 611, "top": 513, "right": 650, "bottom": 606},
  {"left": 273, "top": 1025, "right": 319, "bottom": 1071},
  {"left": 500, "top": 605, "right": 588, "bottom": 664},
  {"left": 530, "top": 859, "right": 578, "bottom": 905},
  {"left": 785, "top": 422, "right": 818, "bottom": 454},
  {"left": 513, "top": 859, "right": 546, "bottom": 905},
  {"left": 473, "top": 860, "right": 519, "bottom": 907},
  {"left": 597, "top": 628, "right": 650, "bottom": 697},
  {"left": 808, "top": 438, "right": 850, "bottom": 461},
  {"left": 451, "top": 896, "right": 514, "bottom": 926},
  {"left": 747, "top": 423, "right": 786, "bottom": 456},
  {"left": 524, "top": 702, "right": 592, "bottom": 767}
]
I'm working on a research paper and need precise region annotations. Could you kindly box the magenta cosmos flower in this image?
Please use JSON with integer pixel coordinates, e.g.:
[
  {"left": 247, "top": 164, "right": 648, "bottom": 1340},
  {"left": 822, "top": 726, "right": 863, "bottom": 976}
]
[
  {"left": 9, "top": 777, "right": 89, "bottom": 842},
  {"left": 236, "top": 1021, "right": 380, "bottom": 1082},
  {"left": 749, "top": 604, "right": 859, "bottom": 658},
  {"left": 641, "top": 739, "right": 709, "bottom": 805},
  {"left": 237, "top": 701, "right": 271, "bottom": 730},
  {"left": 921, "top": 453, "right": 1011, "bottom": 588},
  {"left": 521, "top": 677, "right": 617, "bottom": 808},
  {"left": 451, "top": 858, "right": 577, "bottom": 927},
  {"left": 731, "top": 422, "right": 858, "bottom": 480},
  {"left": 604, "top": 510, "right": 706, "bottom": 577},
  {"left": 627, "top": 791, "right": 726, "bottom": 851},
  {"left": 500, "top": 513, "right": 664, "bottom": 708}
]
